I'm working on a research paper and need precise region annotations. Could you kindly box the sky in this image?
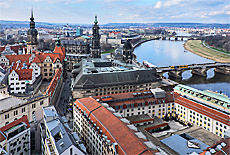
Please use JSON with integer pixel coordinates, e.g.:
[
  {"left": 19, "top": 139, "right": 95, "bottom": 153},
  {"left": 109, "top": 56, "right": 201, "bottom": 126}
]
[{"left": 1, "top": 0, "right": 230, "bottom": 24}]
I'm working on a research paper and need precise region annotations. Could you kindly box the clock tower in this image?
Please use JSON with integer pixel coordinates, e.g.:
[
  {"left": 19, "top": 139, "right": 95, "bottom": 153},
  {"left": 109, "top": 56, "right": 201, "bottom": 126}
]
[{"left": 27, "top": 6, "right": 38, "bottom": 54}]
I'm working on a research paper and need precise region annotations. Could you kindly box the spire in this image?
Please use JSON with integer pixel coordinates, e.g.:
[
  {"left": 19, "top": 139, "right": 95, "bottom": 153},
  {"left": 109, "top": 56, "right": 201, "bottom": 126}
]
[
  {"left": 94, "top": 15, "right": 98, "bottom": 25},
  {"left": 56, "top": 36, "right": 60, "bottom": 47},
  {"left": 30, "top": 4, "right": 34, "bottom": 22}
]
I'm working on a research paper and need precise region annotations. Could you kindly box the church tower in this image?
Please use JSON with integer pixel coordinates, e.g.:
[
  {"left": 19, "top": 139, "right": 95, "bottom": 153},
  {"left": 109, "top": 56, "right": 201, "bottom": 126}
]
[
  {"left": 123, "top": 39, "right": 133, "bottom": 64},
  {"left": 91, "top": 15, "right": 101, "bottom": 58},
  {"left": 27, "top": 6, "right": 38, "bottom": 54}
]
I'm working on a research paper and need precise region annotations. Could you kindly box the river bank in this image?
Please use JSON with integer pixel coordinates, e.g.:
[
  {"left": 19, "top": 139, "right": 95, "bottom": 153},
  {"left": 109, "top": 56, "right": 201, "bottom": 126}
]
[{"left": 183, "top": 40, "right": 230, "bottom": 63}]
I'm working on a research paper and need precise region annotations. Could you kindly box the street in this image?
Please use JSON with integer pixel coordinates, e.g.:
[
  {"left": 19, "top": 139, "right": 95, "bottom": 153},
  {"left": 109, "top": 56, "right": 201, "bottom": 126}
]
[{"left": 57, "top": 71, "right": 72, "bottom": 118}]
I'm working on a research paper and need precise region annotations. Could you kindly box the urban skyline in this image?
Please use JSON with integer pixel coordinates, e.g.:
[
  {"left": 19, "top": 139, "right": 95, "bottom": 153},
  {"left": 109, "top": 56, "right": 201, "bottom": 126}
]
[{"left": 1, "top": 0, "right": 230, "bottom": 24}]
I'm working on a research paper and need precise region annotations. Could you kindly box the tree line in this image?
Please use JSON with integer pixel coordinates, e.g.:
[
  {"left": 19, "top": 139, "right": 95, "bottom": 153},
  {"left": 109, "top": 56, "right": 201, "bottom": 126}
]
[{"left": 201, "top": 35, "right": 230, "bottom": 53}]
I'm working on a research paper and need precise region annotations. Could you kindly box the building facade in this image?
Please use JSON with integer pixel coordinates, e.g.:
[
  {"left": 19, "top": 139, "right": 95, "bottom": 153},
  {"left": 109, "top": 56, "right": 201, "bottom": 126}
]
[
  {"left": 71, "top": 59, "right": 161, "bottom": 99},
  {"left": 34, "top": 106, "right": 86, "bottom": 155},
  {"left": 93, "top": 88, "right": 175, "bottom": 119},
  {"left": 73, "top": 97, "right": 159, "bottom": 155},
  {"left": 0, "top": 93, "right": 49, "bottom": 127},
  {"left": 0, "top": 115, "right": 31, "bottom": 155},
  {"left": 45, "top": 68, "right": 63, "bottom": 105},
  {"left": 123, "top": 39, "right": 133, "bottom": 64},
  {"left": 174, "top": 84, "right": 230, "bottom": 138}
]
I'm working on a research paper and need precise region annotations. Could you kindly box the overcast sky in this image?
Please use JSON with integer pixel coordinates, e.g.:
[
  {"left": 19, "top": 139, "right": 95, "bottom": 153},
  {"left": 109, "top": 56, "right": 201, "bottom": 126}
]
[{"left": 1, "top": 0, "right": 230, "bottom": 24}]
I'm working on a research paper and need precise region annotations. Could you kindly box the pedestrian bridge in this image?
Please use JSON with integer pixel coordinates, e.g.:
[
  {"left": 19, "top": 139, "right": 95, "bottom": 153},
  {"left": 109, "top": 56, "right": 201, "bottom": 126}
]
[{"left": 156, "top": 62, "right": 230, "bottom": 78}]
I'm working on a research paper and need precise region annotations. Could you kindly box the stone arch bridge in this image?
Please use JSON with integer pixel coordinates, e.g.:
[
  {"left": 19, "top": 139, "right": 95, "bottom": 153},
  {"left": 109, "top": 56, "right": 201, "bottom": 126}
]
[{"left": 156, "top": 62, "right": 230, "bottom": 78}]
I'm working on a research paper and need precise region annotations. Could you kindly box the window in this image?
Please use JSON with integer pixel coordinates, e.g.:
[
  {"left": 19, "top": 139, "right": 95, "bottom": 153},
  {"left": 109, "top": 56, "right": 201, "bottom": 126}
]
[
  {"left": 5, "top": 114, "right": 9, "bottom": 119},
  {"left": 44, "top": 64, "right": 47, "bottom": 67},
  {"left": 14, "top": 110, "right": 18, "bottom": 116},
  {"left": 44, "top": 69, "right": 47, "bottom": 72},
  {"left": 70, "top": 148, "right": 73, "bottom": 155},
  {"left": 17, "top": 146, "right": 21, "bottom": 152},
  {"left": 32, "top": 103, "right": 36, "bottom": 108},
  {"left": 40, "top": 101, "right": 44, "bottom": 105},
  {"left": 22, "top": 107, "right": 25, "bottom": 113}
]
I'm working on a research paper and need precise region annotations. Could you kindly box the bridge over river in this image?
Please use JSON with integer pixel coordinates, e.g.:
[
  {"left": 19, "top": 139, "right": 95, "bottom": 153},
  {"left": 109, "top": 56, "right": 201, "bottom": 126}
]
[{"left": 156, "top": 62, "right": 230, "bottom": 78}]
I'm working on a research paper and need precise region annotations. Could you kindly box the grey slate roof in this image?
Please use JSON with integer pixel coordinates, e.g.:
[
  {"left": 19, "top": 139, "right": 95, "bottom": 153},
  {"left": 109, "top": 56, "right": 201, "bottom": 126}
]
[
  {"left": 73, "top": 68, "right": 158, "bottom": 89},
  {"left": 161, "top": 134, "right": 209, "bottom": 155}
]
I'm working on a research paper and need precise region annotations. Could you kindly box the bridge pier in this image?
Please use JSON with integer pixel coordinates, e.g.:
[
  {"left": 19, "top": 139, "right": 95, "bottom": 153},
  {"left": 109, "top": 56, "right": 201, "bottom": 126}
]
[
  {"left": 175, "top": 37, "right": 178, "bottom": 41},
  {"left": 168, "top": 37, "right": 170, "bottom": 40},
  {"left": 168, "top": 70, "right": 182, "bottom": 78},
  {"left": 162, "top": 37, "right": 166, "bottom": 40},
  {"left": 181, "top": 37, "right": 183, "bottom": 41},
  {"left": 192, "top": 68, "right": 207, "bottom": 77},
  {"left": 215, "top": 66, "right": 230, "bottom": 75},
  {"left": 157, "top": 72, "right": 164, "bottom": 79}
]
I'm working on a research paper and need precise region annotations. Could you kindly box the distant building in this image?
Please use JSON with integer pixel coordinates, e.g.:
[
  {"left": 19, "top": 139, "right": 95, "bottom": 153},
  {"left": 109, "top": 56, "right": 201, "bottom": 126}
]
[
  {"left": 123, "top": 39, "right": 133, "bottom": 64},
  {"left": 76, "top": 28, "right": 83, "bottom": 36},
  {"left": 1, "top": 46, "right": 16, "bottom": 56},
  {"left": 91, "top": 15, "right": 101, "bottom": 58},
  {"left": 62, "top": 39, "right": 90, "bottom": 71},
  {"left": 27, "top": 8, "right": 38, "bottom": 54},
  {"left": 0, "top": 115, "right": 30, "bottom": 155}
]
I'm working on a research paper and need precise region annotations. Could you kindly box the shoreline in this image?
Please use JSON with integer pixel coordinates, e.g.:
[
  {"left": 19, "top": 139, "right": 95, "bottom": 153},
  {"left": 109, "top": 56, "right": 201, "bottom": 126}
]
[{"left": 183, "top": 40, "right": 230, "bottom": 63}]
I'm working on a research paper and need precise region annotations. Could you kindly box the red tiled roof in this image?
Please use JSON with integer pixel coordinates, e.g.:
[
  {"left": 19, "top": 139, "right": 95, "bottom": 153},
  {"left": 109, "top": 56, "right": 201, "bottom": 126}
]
[
  {"left": 74, "top": 97, "right": 158, "bottom": 155},
  {"left": 0, "top": 46, "right": 5, "bottom": 52},
  {"left": 94, "top": 91, "right": 177, "bottom": 109},
  {"left": 175, "top": 96, "right": 230, "bottom": 126},
  {"left": 32, "top": 52, "right": 64, "bottom": 63},
  {"left": 5, "top": 54, "right": 32, "bottom": 65},
  {"left": 144, "top": 123, "right": 168, "bottom": 131},
  {"left": 0, "top": 115, "right": 30, "bottom": 142},
  {"left": 10, "top": 69, "right": 33, "bottom": 80},
  {"left": 130, "top": 119, "right": 154, "bottom": 124},
  {"left": 11, "top": 62, "right": 31, "bottom": 70},
  {"left": 45, "top": 68, "right": 62, "bottom": 98},
  {"left": 109, "top": 31, "right": 121, "bottom": 35},
  {"left": 53, "top": 46, "right": 65, "bottom": 56}
]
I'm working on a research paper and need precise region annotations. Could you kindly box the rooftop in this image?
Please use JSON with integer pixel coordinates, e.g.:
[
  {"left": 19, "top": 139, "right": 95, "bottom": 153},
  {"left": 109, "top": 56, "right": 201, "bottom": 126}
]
[
  {"left": 174, "top": 84, "right": 230, "bottom": 110},
  {"left": 0, "top": 93, "right": 26, "bottom": 112},
  {"left": 74, "top": 97, "right": 158, "bottom": 154},
  {"left": 0, "top": 115, "right": 30, "bottom": 142},
  {"left": 175, "top": 96, "right": 230, "bottom": 126},
  {"left": 72, "top": 59, "right": 159, "bottom": 89},
  {"left": 161, "top": 134, "right": 209, "bottom": 155}
]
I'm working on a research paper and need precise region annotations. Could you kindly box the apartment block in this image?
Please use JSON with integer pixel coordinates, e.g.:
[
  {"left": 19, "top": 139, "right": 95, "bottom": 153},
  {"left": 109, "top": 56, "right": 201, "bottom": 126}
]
[
  {"left": 0, "top": 115, "right": 30, "bottom": 155},
  {"left": 73, "top": 97, "right": 160, "bottom": 155}
]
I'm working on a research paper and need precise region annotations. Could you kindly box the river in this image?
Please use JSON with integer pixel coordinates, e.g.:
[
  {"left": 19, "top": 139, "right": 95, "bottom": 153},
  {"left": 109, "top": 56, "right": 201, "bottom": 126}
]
[{"left": 134, "top": 32, "right": 230, "bottom": 97}]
